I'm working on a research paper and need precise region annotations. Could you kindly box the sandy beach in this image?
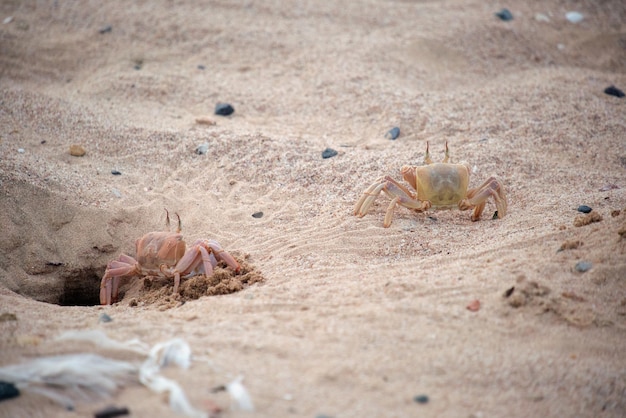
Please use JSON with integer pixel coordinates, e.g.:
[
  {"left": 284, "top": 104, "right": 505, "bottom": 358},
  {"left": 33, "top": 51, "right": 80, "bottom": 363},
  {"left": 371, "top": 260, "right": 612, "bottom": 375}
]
[{"left": 1, "top": 1, "right": 625, "bottom": 417}]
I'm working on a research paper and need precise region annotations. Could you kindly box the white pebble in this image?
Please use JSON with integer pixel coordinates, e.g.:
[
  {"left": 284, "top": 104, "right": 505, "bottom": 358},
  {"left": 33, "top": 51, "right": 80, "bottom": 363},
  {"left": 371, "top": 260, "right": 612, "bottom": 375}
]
[
  {"left": 195, "top": 142, "right": 209, "bottom": 155},
  {"left": 534, "top": 13, "right": 550, "bottom": 22},
  {"left": 3, "top": 16, "right": 13, "bottom": 24},
  {"left": 111, "top": 188, "right": 122, "bottom": 198},
  {"left": 17, "top": 148, "right": 25, "bottom": 153},
  {"left": 565, "top": 11, "right": 583, "bottom": 23}
]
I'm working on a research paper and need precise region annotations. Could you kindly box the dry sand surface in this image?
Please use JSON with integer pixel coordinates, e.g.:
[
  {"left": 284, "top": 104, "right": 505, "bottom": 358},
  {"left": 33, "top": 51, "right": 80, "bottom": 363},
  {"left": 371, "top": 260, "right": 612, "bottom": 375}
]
[{"left": 1, "top": 0, "right": 626, "bottom": 417}]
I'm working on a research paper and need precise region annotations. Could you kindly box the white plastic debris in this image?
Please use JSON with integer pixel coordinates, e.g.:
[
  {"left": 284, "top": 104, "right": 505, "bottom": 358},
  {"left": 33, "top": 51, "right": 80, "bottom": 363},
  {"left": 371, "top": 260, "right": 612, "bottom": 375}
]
[
  {"left": 139, "top": 339, "right": 207, "bottom": 418},
  {"left": 56, "top": 329, "right": 149, "bottom": 354},
  {"left": 226, "top": 376, "right": 254, "bottom": 411},
  {"left": 565, "top": 11, "right": 583, "bottom": 23},
  {"left": 2, "top": 330, "right": 254, "bottom": 417},
  {"left": 0, "top": 354, "right": 136, "bottom": 410}
]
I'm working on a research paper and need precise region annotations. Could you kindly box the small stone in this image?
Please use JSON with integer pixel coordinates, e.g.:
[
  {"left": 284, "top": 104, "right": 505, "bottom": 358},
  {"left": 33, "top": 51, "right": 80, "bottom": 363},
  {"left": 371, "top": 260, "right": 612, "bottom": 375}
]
[
  {"left": 503, "top": 287, "right": 515, "bottom": 298},
  {"left": 17, "top": 148, "right": 25, "bottom": 153},
  {"left": 3, "top": 16, "right": 13, "bottom": 24},
  {"left": 99, "top": 313, "right": 113, "bottom": 323},
  {"left": 94, "top": 405, "right": 130, "bottom": 418},
  {"left": 0, "top": 381, "right": 19, "bottom": 401},
  {"left": 604, "top": 86, "right": 625, "bottom": 98},
  {"left": 111, "top": 170, "right": 122, "bottom": 175},
  {"left": 195, "top": 143, "right": 209, "bottom": 155},
  {"left": 577, "top": 205, "right": 592, "bottom": 213},
  {"left": 252, "top": 211, "right": 263, "bottom": 218},
  {"left": 575, "top": 261, "right": 592, "bottom": 272},
  {"left": 385, "top": 127, "right": 400, "bottom": 140},
  {"left": 197, "top": 64, "right": 206, "bottom": 70},
  {"left": 565, "top": 11, "right": 583, "bottom": 23},
  {"left": 111, "top": 188, "right": 122, "bottom": 198},
  {"left": 413, "top": 394, "right": 429, "bottom": 404},
  {"left": 495, "top": 8, "right": 513, "bottom": 21},
  {"left": 322, "top": 148, "right": 338, "bottom": 159},
  {"left": 69, "top": 144, "right": 86, "bottom": 157},
  {"left": 215, "top": 103, "right": 234, "bottom": 116},
  {"left": 535, "top": 13, "right": 550, "bottom": 22},
  {"left": 195, "top": 117, "right": 216, "bottom": 125},
  {"left": 99, "top": 25, "right": 112, "bottom": 34},
  {"left": 466, "top": 299, "right": 481, "bottom": 312}
]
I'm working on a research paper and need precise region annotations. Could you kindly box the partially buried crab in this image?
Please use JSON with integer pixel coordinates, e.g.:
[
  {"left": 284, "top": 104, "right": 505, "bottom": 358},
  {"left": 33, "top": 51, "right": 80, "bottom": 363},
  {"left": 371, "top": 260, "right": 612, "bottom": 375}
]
[
  {"left": 100, "top": 210, "right": 240, "bottom": 305},
  {"left": 354, "top": 142, "right": 507, "bottom": 227}
]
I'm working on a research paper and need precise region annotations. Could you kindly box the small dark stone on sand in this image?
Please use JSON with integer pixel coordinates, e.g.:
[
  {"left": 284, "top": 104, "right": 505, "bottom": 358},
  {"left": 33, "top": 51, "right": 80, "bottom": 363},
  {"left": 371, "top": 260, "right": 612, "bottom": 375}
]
[
  {"left": 504, "top": 286, "right": 515, "bottom": 298},
  {"left": 94, "top": 405, "right": 130, "bottom": 418},
  {"left": 495, "top": 8, "right": 513, "bottom": 21},
  {"left": 0, "top": 381, "right": 20, "bottom": 402},
  {"left": 99, "top": 313, "right": 113, "bottom": 323},
  {"left": 197, "top": 64, "right": 206, "bottom": 70},
  {"left": 575, "top": 261, "right": 592, "bottom": 272},
  {"left": 322, "top": 148, "right": 338, "bottom": 159},
  {"left": 414, "top": 394, "right": 429, "bottom": 404},
  {"left": 604, "top": 86, "right": 625, "bottom": 98},
  {"left": 215, "top": 103, "right": 234, "bottom": 116},
  {"left": 577, "top": 205, "right": 592, "bottom": 213},
  {"left": 252, "top": 211, "right": 264, "bottom": 218},
  {"left": 111, "top": 170, "right": 122, "bottom": 175},
  {"left": 99, "top": 25, "right": 112, "bottom": 34},
  {"left": 385, "top": 127, "right": 400, "bottom": 140}
]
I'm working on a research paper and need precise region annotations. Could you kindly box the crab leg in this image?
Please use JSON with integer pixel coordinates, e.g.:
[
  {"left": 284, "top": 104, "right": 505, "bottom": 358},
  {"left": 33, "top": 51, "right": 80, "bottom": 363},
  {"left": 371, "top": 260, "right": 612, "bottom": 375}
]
[
  {"left": 100, "top": 254, "right": 139, "bottom": 305},
  {"left": 461, "top": 176, "right": 507, "bottom": 221},
  {"left": 354, "top": 180, "right": 386, "bottom": 217}
]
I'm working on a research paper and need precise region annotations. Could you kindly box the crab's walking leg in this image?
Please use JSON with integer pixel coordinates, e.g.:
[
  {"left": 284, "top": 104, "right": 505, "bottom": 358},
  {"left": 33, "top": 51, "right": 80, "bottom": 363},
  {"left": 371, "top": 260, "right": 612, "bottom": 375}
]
[
  {"left": 460, "top": 176, "right": 507, "bottom": 221},
  {"left": 100, "top": 254, "right": 139, "bottom": 305},
  {"left": 355, "top": 175, "right": 431, "bottom": 227},
  {"left": 354, "top": 179, "right": 386, "bottom": 217}
]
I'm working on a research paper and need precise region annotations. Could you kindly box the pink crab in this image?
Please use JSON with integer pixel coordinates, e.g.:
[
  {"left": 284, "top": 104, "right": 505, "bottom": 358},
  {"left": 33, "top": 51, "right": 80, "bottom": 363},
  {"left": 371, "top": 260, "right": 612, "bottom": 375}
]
[{"left": 100, "top": 210, "right": 240, "bottom": 305}]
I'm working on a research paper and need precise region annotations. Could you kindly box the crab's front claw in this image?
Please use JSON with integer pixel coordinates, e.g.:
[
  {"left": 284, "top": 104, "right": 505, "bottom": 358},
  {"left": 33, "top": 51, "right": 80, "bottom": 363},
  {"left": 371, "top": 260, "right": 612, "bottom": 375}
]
[{"left": 207, "top": 240, "right": 241, "bottom": 273}]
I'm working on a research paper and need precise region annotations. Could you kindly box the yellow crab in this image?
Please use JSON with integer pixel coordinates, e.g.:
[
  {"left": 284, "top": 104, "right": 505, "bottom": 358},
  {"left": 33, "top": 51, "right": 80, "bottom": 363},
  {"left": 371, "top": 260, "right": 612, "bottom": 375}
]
[
  {"left": 354, "top": 142, "right": 507, "bottom": 227},
  {"left": 100, "top": 210, "right": 240, "bottom": 305}
]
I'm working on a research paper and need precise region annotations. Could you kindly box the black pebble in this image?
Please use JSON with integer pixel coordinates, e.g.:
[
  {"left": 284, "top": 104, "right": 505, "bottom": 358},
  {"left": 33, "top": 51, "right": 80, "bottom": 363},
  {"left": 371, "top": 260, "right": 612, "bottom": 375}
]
[
  {"left": 111, "top": 170, "right": 122, "bottom": 175},
  {"left": 504, "top": 286, "right": 515, "bottom": 298},
  {"left": 215, "top": 103, "right": 234, "bottom": 116},
  {"left": 577, "top": 205, "right": 592, "bottom": 213},
  {"left": 197, "top": 64, "right": 206, "bottom": 70},
  {"left": 252, "top": 211, "right": 263, "bottom": 218},
  {"left": 99, "top": 25, "right": 112, "bottom": 34},
  {"left": 413, "top": 394, "right": 429, "bottom": 404},
  {"left": 604, "top": 86, "right": 625, "bottom": 98},
  {"left": 385, "top": 127, "right": 400, "bottom": 140},
  {"left": 322, "top": 148, "right": 338, "bottom": 159},
  {"left": 0, "top": 381, "right": 20, "bottom": 402},
  {"left": 94, "top": 405, "right": 130, "bottom": 418},
  {"left": 495, "top": 8, "right": 513, "bottom": 21}
]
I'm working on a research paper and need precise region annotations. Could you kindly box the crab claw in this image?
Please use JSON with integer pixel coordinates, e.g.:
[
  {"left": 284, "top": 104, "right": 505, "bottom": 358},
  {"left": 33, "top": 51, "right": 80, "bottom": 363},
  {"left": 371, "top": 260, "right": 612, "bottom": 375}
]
[{"left": 206, "top": 239, "right": 241, "bottom": 273}]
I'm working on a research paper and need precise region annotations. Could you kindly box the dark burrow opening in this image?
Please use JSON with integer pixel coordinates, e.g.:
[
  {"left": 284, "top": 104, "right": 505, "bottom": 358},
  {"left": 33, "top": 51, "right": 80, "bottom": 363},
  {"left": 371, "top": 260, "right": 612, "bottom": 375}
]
[{"left": 57, "top": 266, "right": 103, "bottom": 306}]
